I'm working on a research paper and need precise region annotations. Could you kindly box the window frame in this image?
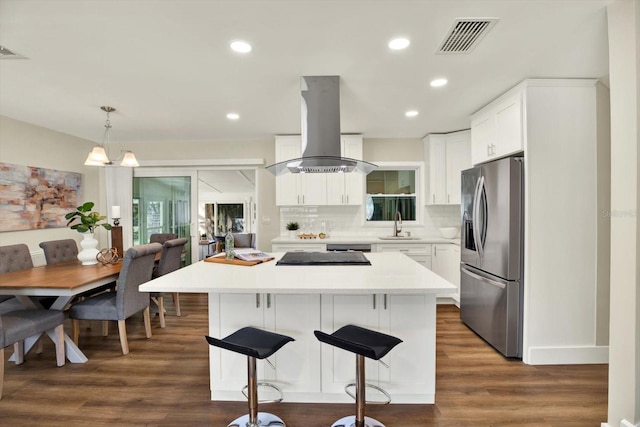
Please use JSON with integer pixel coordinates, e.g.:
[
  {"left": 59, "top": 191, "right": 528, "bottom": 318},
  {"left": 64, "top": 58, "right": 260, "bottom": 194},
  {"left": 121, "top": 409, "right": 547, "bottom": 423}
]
[{"left": 362, "top": 161, "right": 424, "bottom": 228}]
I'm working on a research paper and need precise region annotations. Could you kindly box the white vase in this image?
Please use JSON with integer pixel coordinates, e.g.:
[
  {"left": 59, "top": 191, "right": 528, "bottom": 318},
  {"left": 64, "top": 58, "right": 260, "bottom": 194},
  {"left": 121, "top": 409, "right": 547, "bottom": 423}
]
[
  {"left": 288, "top": 230, "right": 298, "bottom": 239},
  {"left": 78, "top": 232, "right": 99, "bottom": 265}
]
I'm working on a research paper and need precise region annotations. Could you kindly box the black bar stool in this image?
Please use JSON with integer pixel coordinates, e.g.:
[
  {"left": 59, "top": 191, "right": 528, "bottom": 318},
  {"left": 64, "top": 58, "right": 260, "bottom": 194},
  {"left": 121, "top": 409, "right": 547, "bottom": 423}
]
[
  {"left": 314, "top": 325, "right": 402, "bottom": 427},
  {"left": 205, "top": 327, "right": 294, "bottom": 427}
]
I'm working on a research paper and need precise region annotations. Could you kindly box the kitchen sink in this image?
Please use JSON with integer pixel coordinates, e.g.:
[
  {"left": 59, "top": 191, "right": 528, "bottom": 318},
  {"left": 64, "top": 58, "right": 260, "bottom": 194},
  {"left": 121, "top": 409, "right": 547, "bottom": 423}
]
[{"left": 378, "top": 236, "right": 422, "bottom": 240}]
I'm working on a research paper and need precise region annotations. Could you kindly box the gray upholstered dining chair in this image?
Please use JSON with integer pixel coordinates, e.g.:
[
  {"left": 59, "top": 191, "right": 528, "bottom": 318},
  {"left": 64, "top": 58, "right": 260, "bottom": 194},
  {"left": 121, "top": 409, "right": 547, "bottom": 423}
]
[
  {"left": 151, "top": 237, "right": 188, "bottom": 328},
  {"left": 0, "top": 244, "right": 35, "bottom": 313},
  {"left": 69, "top": 242, "right": 162, "bottom": 355},
  {"left": 38, "top": 239, "right": 78, "bottom": 265},
  {"left": 39, "top": 239, "right": 116, "bottom": 301},
  {"left": 0, "top": 243, "right": 34, "bottom": 273},
  {"left": 232, "top": 233, "right": 256, "bottom": 249},
  {"left": 149, "top": 233, "right": 178, "bottom": 245},
  {"left": 1, "top": 309, "right": 66, "bottom": 399}
]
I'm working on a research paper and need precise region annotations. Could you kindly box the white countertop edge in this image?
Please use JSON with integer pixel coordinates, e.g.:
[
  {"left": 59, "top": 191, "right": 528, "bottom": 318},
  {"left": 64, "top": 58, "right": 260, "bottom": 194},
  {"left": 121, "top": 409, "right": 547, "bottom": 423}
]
[
  {"left": 140, "top": 286, "right": 453, "bottom": 294},
  {"left": 140, "top": 252, "right": 457, "bottom": 294}
]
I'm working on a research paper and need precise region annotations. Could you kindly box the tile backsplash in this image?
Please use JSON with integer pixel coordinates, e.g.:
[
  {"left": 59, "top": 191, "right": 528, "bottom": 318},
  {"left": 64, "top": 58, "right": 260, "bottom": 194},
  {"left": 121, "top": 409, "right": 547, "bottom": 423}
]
[{"left": 279, "top": 204, "right": 460, "bottom": 238}]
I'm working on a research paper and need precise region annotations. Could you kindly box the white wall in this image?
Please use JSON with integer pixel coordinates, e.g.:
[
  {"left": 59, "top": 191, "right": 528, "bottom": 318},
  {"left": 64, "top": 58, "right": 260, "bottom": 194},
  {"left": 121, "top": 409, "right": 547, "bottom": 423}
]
[
  {"left": 0, "top": 116, "right": 104, "bottom": 259},
  {"left": 523, "top": 81, "right": 610, "bottom": 365},
  {"left": 606, "top": 0, "right": 640, "bottom": 425}
]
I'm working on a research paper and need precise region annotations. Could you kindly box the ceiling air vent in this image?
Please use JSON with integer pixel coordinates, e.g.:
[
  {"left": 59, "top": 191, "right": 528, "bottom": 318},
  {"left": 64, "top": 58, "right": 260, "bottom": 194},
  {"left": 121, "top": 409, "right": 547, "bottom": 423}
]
[
  {"left": 436, "top": 18, "right": 498, "bottom": 54},
  {"left": 0, "top": 45, "right": 28, "bottom": 60}
]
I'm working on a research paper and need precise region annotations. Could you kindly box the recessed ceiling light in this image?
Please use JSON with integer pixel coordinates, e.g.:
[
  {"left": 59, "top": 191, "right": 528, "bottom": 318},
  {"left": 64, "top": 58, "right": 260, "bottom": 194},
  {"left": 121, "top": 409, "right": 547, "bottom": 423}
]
[
  {"left": 430, "top": 78, "right": 448, "bottom": 87},
  {"left": 405, "top": 110, "right": 419, "bottom": 118},
  {"left": 230, "top": 40, "right": 252, "bottom": 53},
  {"left": 388, "top": 38, "right": 410, "bottom": 50},
  {"left": 226, "top": 113, "right": 240, "bottom": 120}
]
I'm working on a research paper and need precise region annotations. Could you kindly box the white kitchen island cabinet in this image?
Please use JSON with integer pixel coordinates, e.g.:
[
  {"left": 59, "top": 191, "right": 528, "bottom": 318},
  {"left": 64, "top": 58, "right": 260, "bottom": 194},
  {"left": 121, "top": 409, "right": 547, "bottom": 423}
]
[
  {"left": 320, "top": 293, "right": 436, "bottom": 403},
  {"left": 140, "top": 252, "right": 454, "bottom": 404}
]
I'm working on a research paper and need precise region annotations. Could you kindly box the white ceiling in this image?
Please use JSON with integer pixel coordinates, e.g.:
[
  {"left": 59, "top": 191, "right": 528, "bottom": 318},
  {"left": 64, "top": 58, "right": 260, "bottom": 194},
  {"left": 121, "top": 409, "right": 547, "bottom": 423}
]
[{"left": 0, "top": 0, "right": 611, "bottom": 145}]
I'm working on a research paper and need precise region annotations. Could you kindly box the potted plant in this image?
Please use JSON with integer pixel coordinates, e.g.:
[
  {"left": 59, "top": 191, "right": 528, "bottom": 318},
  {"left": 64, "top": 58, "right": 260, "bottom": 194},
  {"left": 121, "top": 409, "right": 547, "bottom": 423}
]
[
  {"left": 65, "top": 202, "right": 112, "bottom": 265},
  {"left": 286, "top": 221, "right": 299, "bottom": 238}
]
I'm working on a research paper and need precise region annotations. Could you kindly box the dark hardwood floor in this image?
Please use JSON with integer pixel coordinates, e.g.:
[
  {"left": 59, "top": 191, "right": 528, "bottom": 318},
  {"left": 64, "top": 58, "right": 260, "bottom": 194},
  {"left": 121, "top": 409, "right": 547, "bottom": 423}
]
[{"left": 1, "top": 294, "right": 607, "bottom": 426}]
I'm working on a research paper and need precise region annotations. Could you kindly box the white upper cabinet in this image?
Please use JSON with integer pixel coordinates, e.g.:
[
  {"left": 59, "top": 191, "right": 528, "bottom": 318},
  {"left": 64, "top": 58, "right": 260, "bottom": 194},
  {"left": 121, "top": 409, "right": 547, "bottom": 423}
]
[
  {"left": 424, "top": 130, "right": 471, "bottom": 205},
  {"left": 275, "top": 135, "right": 327, "bottom": 206},
  {"left": 471, "top": 89, "right": 524, "bottom": 165},
  {"left": 276, "top": 135, "right": 363, "bottom": 206},
  {"left": 326, "top": 135, "right": 364, "bottom": 206}
]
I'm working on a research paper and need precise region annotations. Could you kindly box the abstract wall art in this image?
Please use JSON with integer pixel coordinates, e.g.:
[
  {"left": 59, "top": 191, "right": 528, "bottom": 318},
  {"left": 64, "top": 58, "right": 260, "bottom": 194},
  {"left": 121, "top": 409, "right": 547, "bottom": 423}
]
[{"left": 0, "top": 162, "right": 82, "bottom": 232}]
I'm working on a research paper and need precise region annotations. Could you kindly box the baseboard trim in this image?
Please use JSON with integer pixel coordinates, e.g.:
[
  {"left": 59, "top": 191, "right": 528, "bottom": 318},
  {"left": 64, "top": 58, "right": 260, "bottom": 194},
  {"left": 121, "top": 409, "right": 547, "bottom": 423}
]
[{"left": 526, "top": 345, "right": 609, "bottom": 365}]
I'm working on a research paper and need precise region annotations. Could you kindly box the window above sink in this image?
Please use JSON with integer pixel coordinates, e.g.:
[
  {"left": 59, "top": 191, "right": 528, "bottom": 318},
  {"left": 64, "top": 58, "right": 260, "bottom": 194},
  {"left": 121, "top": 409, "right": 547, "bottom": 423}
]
[{"left": 364, "top": 162, "right": 423, "bottom": 227}]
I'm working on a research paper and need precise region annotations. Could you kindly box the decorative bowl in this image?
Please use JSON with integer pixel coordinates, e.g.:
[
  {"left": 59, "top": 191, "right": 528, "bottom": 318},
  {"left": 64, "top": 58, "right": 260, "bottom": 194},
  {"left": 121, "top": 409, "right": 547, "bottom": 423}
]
[{"left": 439, "top": 227, "right": 459, "bottom": 239}]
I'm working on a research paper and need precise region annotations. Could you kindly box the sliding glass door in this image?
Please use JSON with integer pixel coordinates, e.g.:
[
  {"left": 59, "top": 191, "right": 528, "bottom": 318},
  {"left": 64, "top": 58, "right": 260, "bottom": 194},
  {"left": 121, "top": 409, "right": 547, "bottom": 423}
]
[{"left": 132, "top": 176, "right": 192, "bottom": 265}]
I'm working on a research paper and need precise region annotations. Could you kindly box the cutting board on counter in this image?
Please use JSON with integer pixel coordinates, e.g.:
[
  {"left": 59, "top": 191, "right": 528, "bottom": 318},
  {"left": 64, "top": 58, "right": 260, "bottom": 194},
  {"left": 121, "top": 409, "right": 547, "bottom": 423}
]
[{"left": 204, "top": 254, "right": 274, "bottom": 266}]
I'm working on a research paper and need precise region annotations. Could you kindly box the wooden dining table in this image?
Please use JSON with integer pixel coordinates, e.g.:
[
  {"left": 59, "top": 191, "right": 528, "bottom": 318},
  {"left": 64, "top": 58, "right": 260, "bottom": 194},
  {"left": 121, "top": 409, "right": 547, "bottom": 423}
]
[{"left": 0, "top": 260, "right": 122, "bottom": 363}]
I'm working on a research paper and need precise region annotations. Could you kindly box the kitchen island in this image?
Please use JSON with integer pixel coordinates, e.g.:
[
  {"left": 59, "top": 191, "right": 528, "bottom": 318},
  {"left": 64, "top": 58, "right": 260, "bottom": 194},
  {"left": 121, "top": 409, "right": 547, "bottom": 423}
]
[{"left": 140, "top": 252, "right": 455, "bottom": 403}]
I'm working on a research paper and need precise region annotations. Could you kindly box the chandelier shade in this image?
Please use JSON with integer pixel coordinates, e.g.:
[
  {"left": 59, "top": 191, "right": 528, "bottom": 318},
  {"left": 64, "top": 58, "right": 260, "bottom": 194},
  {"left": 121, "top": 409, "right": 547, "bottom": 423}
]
[{"left": 84, "top": 106, "right": 139, "bottom": 167}]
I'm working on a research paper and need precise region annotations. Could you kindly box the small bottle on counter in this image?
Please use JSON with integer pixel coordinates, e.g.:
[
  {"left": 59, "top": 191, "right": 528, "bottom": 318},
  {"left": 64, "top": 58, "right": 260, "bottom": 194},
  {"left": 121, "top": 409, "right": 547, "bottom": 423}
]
[{"left": 225, "top": 231, "right": 235, "bottom": 260}]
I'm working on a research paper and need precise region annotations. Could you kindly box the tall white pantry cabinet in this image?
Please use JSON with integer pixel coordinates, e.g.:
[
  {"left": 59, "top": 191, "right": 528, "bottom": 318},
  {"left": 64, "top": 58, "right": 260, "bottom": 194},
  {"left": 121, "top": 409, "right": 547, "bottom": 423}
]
[{"left": 470, "top": 79, "right": 611, "bottom": 365}]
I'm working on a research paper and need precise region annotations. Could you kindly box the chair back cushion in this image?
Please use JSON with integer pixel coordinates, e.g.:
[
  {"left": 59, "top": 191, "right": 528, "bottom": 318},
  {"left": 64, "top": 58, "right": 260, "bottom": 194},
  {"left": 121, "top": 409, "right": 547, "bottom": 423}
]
[
  {"left": 232, "top": 233, "right": 256, "bottom": 249},
  {"left": 116, "top": 243, "right": 162, "bottom": 319},
  {"left": 39, "top": 239, "right": 79, "bottom": 265},
  {"left": 0, "top": 244, "right": 34, "bottom": 273},
  {"left": 153, "top": 238, "right": 188, "bottom": 278},
  {"left": 149, "top": 233, "right": 178, "bottom": 244}
]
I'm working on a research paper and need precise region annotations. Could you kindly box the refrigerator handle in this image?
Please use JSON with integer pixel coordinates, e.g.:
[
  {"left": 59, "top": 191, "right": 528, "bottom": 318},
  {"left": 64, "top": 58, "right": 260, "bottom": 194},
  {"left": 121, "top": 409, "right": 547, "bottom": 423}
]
[
  {"left": 461, "top": 266, "right": 506, "bottom": 289},
  {"left": 477, "top": 175, "right": 487, "bottom": 258},
  {"left": 472, "top": 175, "right": 485, "bottom": 259}
]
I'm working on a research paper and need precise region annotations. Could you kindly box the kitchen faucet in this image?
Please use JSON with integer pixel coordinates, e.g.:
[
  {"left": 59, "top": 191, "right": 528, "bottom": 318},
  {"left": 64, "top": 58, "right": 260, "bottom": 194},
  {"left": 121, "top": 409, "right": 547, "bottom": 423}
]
[{"left": 393, "top": 210, "right": 402, "bottom": 237}]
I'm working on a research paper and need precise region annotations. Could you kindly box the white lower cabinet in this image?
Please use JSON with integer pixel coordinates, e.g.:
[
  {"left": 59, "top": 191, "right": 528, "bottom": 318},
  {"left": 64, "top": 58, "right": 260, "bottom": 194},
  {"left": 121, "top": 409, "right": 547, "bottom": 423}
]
[
  {"left": 431, "top": 244, "right": 461, "bottom": 303},
  {"left": 209, "top": 293, "right": 321, "bottom": 399},
  {"left": 375, "top": 243, "right": 432, "bottom": 269},
  {"left": 320, "top": 293, "right": 437, "bottom": 403}
]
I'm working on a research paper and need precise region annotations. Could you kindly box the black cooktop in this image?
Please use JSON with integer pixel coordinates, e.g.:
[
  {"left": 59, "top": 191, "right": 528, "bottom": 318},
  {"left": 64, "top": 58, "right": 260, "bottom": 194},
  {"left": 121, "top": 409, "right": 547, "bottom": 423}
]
[{"left": 276, "top": 251, "right": 371, "bottom": 266}]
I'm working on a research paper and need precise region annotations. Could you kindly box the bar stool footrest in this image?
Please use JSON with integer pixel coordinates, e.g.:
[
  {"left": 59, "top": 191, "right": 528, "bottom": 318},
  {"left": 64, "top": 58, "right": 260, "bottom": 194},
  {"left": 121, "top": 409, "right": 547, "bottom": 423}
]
[
  {"left": 331, "top": 415, "right": 385, "bottom": 427},
  {"left": 344, "top": 382, "right": 392, "bottom": 405},
  {"left": 241, "top": 381, "right": 284, "bottom": 404}
]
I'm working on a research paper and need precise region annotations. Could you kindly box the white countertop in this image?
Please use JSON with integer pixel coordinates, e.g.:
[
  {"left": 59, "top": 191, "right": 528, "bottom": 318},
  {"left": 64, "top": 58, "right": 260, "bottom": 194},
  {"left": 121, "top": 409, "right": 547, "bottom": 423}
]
[
  {"left": 272, "top": 235, "right": 460, "bottom": 245},
  {"left": 140, "top": 252, "right": 456, "bottom": 294}
]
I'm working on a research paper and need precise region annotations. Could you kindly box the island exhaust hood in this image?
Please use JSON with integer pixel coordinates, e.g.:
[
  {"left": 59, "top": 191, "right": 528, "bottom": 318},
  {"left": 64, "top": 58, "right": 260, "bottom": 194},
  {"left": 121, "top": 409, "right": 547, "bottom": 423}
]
[{"left": 266, "top": 76, "right": 377, "bottom": 175}]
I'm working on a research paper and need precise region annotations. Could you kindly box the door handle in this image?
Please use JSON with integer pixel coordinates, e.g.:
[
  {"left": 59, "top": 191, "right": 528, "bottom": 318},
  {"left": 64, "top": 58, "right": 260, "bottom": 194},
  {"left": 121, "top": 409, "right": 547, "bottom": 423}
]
[
  {"left": 256, "top": 293, "right": 260, "bottom": 308},
  {"left": 461, "top": 267, "right": 506, "bottom": 289},
  {"left": 267, "top": 293, "right": 271, "bottom": 309}
]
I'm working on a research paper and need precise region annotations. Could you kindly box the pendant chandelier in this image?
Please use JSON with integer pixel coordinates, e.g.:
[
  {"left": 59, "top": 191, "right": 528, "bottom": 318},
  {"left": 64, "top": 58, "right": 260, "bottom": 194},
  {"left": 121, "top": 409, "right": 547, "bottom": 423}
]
[{"left": 84, "top": 106, "right": 139, "bottom": 167}]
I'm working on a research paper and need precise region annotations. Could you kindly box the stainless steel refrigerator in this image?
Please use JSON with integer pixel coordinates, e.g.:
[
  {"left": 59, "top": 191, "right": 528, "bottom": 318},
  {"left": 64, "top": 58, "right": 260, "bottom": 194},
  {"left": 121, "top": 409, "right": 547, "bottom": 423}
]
[{"left": 460, "top": 156, "right": 524, "bottom": 358}]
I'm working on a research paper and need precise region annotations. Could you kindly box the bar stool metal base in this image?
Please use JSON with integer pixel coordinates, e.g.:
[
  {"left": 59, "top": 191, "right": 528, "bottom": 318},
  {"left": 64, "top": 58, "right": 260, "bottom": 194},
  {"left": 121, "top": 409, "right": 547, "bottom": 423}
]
[
  {"left": 227, "top": 411, "right": 286, "bottom": 427},
  {"left": 331, "top": 415, "right": 385, "bottom": 427}
]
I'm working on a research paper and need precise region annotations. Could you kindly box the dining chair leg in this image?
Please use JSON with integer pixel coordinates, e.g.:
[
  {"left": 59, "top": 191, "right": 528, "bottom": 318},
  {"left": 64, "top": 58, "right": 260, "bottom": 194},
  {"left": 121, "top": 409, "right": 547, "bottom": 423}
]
[
  {"left": 102, "top": 320, "right": 109, "bottom": 337},
  {"left": 157, "top": 296, "right": 166, "bottom": 328},
  {"left": 72, "top": 319, "right": 80, "bottom": 345},
  {"left": 173, "top": 292, "right": 181, "bottom": 317},
  {"left": 117, "top": 320, "right": 129, "bottom": 355},
  {"left": 143, "top": 307, "right": 152, "bottom": 338},
  {"left": 0, "top": 347, "right": 4, "bottom": 400},
  {"left": 54, "top": 324, "right": 65, "bottom": 367},
  {"left": 13, "top": 342, "right": 24, "bottom": 365}
]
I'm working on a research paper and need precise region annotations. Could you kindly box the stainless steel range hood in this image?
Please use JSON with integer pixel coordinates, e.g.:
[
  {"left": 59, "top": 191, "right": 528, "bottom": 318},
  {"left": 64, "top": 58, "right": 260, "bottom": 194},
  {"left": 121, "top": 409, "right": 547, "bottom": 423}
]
[{"left": 266, "top": 76, "right": 377, "bottom": 175}]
